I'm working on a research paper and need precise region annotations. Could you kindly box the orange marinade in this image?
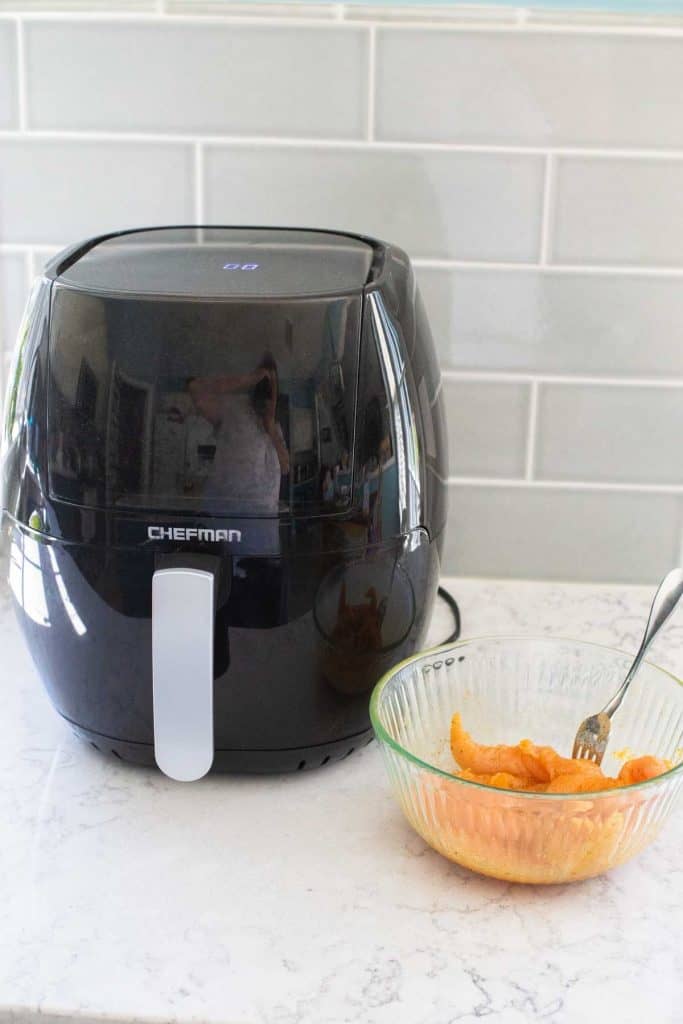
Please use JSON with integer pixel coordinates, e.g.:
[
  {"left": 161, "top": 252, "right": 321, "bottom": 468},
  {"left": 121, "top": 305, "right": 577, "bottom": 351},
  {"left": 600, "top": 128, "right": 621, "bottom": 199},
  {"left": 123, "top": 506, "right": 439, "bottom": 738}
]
[{"left": 450, "top": 713, "right": 669, "bottom": 794}]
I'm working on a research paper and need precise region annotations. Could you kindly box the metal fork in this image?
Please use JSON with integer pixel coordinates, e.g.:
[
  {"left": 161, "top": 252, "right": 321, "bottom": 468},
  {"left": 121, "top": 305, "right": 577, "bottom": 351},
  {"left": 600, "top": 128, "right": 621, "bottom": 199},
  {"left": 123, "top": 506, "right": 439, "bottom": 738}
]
[{"left": 572, "top": 567, "right": 683, "bottom": 764}]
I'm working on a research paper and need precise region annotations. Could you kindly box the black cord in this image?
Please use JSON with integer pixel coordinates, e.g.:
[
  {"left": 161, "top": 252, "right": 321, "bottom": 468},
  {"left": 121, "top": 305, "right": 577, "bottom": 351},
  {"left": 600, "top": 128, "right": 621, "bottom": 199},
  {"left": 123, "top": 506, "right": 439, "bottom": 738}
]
[{"left": 437, "top": 585, "right": 461, "bottom": 645}]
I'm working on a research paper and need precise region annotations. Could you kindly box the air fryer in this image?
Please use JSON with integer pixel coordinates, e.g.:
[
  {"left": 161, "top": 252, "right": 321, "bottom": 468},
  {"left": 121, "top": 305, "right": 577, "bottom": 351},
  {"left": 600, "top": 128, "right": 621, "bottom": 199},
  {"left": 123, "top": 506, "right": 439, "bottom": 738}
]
[{"left": 1, "top": 226, "right": 448, "bottom": 781}]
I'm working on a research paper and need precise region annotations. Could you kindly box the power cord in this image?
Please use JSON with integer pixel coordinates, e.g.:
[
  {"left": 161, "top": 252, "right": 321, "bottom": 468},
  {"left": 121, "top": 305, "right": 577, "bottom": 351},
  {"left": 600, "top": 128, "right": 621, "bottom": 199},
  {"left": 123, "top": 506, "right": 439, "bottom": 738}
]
[{"left": 436, "top": 585, "right": 461, "bottom": 644}]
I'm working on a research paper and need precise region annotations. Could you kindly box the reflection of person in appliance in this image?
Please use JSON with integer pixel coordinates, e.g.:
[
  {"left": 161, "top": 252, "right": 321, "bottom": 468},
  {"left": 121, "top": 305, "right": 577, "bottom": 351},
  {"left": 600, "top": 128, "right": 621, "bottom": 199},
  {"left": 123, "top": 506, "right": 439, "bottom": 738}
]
[
  {"left": 188, "top": 352, "right": 289, "bottom": 512},
  {"left": 334, "top": 448, "right": 352, "bottom": 502},
  {"left": 189, "top": 353, "right": 289, "bottom": 628}
]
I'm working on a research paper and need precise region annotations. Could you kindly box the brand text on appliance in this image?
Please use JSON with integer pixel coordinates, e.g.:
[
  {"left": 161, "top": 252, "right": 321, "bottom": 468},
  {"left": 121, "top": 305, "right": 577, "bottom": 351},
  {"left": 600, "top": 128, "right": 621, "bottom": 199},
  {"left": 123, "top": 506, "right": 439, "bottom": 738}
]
[{"left": 147, "top": 526, "right": 242, "bottom": 543}]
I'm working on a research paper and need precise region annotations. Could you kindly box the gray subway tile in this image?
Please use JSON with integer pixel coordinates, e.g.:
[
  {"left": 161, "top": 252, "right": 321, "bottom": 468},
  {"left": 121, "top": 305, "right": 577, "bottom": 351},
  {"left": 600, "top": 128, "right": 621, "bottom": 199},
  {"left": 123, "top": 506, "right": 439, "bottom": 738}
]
[
  {"left": 529, "top": 9, "right": 683, "bottom": 27},
  {"left": 0, "top": 140, "right": 194, "bottom": 244},
  {"left": 31, "top": 248, "right": 60, "bottom": 279},
  {"left": 0, "top": 253, "right": 29, "bottom": 410},
  {"left": 0, "top": 21, "right": 17, "bottom": 129},
  {"left": 2, "top": 2, "right": 155, "bottom": 8},
  {"left": 417, "top": 267, "right": 683, "bottom": 378},
  {"left": 443, "top": 378, "right": 529, "bottom": 478},
  {"left": 553, "top": 157, "right": 683, "bottom": 267},
  {"left": 376, "top": 29, "right": 683, "bottom": 148},
  {"left": 536, "top": 383, "right": 683, "bottom": 485},
  {"left": 205, "top": 146, "right": 543, "bottom": 262},
  {"left": 0, "top": 252, "right": 27, "bottom": 359},
  {"left": 443, "top": 485, "right": 682, "bottom": 583},
  {"left": 165, "top": 2, "right": 338, "bottom": 15},
  {"left": 352, "top": 6, "right": 517, "bottom": 22},
  {"left": 25, "top": 21, "right": 368, "bottom": 138}
]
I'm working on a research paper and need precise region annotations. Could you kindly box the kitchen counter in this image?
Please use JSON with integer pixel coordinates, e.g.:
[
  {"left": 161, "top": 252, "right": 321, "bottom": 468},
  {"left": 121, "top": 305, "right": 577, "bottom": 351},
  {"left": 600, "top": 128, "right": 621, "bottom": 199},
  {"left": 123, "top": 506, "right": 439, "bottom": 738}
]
[{"left": 1, "top": 577, "right": 682, "bottom": 1024}]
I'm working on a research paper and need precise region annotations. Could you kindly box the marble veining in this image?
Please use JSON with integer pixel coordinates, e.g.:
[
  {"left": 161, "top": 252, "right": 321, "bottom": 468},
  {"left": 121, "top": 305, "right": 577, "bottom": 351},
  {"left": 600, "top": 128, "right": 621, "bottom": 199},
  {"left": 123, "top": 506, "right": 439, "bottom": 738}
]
[{"left": 0, "top": 577, "right": 681, "bottom": 1024}]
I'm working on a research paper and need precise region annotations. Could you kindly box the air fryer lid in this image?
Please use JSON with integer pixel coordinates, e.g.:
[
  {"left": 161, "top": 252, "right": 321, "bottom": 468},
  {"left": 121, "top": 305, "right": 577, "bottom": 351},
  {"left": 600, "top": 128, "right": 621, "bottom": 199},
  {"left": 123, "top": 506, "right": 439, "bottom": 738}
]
[
  {"left": 57, "top": 227, "right": 375, "bottom": 299},
  {"left": 47, "top": 228, "right": 373, "bottom": 517}
]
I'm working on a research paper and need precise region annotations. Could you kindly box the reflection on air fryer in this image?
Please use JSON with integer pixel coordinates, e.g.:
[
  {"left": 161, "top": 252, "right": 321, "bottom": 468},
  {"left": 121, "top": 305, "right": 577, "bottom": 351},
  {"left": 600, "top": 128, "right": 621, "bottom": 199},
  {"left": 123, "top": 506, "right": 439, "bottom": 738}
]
[
  {"left": 47, "top": 277, "right": 412, "bottom": 689},
  {"left": 314, "top": 554, "right": 417, "bottom": 696},
  {"left": 48, "top": 297, "right": 378, "bottom": 517},
  {"left": 180, "top": 354, "right": 289, "bottom": 513}
]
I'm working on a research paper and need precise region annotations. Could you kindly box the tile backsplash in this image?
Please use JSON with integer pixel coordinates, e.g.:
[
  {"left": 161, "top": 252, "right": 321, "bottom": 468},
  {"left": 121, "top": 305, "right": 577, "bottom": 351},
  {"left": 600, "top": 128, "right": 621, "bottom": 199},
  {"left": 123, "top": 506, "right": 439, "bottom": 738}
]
[
  {"left": 204, "top": 146, "right": 545, "bottom": 260},
  {"left": 0, "top": 138, "right": 196, "bottom": 241},
  {"left": 1, "top": 2, "right": 682, "bottom": 583},
  {"left": 23, "top": 20, "right": 370, "bottom": 136},
  {"left": 552, "top": 156, "right": 683, "bottom": 266},
  {"left": 374, "top": 28, "right": 683, "bottom": 149}
]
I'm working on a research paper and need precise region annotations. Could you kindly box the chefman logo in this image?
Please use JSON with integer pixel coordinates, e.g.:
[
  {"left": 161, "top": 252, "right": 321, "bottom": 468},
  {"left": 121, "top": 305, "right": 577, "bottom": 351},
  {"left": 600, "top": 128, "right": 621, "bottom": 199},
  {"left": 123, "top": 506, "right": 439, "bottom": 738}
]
[{"left": 147, "top": 526, "right": 242, "bottom": 543}]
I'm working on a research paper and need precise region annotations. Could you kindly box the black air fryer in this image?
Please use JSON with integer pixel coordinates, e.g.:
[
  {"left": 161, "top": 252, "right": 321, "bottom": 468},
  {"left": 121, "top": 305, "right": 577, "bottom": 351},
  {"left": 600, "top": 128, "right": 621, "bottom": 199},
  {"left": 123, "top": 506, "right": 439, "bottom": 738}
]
[{"left": 1, "top": 227, "right": 448, "bottom": 780}]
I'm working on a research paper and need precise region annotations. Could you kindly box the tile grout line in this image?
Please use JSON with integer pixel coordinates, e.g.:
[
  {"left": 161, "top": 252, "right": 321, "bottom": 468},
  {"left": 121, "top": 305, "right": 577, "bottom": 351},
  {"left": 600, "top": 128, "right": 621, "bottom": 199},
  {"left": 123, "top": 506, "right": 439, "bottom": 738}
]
[
  {"left": 194, "top": 141, "right": 204, "bottom": 224},
  {"left": 539, "top": 153, "right": 555, "bottom": 266},
  {"left": 414, "top": 260, "right": 683, "bottom": 277},
  {"left": 15, "top": 17, "right": 27, "bottom": 132},
  {"left": 446, "top": 477, "right": 683, "bottom": 494},
  {"left": 2, "top": 10, "right": 683, "bottom": 38},
  {"left": 4, "top": 129, "right": 683, "bottom": 162},
  {"left": 366, "top": 24, "right": 376, "bottom": 143},
  {"left": 524, "top": 379, "right": 539, "bottom": 480},
  {"left": 441, "top": 369, "right": 683, "bottom": 388},
  {"left": 0, "top": 244, "right": 63, "bottom": 254},
  {"left": 349, "top": 19, "right": 683, "bottom": 39},
  {"left": 0, "top": 12, "right": 352, "bottom": 29}
]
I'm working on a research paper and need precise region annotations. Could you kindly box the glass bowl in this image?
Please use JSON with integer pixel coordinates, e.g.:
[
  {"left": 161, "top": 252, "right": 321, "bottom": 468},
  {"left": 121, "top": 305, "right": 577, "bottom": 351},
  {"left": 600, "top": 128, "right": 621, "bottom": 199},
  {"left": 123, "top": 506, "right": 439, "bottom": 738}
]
[{"left": 370, "top": 637, "right": 683, "bottom": 884}]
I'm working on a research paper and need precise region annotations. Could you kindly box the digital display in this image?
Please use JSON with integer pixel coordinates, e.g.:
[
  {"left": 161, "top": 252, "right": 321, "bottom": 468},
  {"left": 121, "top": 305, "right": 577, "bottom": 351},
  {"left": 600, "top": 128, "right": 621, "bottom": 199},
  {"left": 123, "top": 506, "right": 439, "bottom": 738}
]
[{"left": 223, "top": 262, "right": 259, "bottom": 271}]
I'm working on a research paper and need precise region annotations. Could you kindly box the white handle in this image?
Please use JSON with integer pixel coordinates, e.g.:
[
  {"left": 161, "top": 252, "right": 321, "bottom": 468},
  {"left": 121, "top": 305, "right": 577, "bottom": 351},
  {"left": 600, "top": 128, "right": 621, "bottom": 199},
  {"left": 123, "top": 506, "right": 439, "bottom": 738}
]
[{"left": 152, "top": 567, "right": 215, "bottom": 782}]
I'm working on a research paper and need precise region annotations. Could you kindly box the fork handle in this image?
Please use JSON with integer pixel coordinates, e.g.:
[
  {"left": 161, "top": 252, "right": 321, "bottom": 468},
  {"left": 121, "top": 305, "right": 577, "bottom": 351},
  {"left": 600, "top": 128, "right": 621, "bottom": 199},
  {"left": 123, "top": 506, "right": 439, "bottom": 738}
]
[{"left": 602, "top": 567, "right": 683, "bottom": 720}]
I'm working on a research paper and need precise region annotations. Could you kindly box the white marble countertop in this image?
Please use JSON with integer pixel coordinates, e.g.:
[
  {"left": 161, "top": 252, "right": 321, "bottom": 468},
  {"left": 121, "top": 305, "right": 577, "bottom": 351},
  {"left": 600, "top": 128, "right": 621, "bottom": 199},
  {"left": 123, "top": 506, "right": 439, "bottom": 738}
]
[{"left": 1, "top": 577, "right": 682, "bottom": 1024}]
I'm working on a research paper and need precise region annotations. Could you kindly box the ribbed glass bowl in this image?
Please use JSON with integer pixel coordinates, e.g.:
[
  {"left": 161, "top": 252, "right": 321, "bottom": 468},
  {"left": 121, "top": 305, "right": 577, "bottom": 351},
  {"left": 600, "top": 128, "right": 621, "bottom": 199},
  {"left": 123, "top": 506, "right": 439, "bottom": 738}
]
[{"left": 370, "top": 637, "right": 683, "bottom": 884}]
